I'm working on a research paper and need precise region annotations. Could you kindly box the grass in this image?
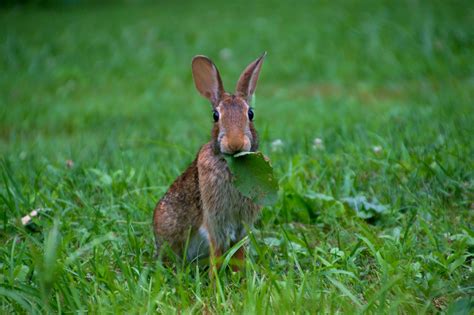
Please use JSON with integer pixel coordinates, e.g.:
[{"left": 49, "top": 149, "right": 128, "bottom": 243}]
[{"left": 1, "top": 0, "right": 473, "bottom": 313}]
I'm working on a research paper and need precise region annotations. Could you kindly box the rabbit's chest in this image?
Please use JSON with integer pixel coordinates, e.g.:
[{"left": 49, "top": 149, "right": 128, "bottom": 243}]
[
  {"left": 198, "top": 149, "right": 260, "bottom": 249},
  {"left": 203, "top": 168, "right": 257, "bottom": 244}
]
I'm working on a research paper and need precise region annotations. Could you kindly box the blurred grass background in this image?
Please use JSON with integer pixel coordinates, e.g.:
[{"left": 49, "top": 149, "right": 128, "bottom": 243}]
[{"left": 1, "top": 0, "right": 473, "bottom": 313}]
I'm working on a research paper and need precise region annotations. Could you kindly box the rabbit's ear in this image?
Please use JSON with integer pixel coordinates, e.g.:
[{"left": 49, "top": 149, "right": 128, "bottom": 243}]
[
  {"left": 235, "top": 52, "right": 267, "bottom": 103},
  {"left": 192, "top": 56, "right": 225, "bottom": 107}
]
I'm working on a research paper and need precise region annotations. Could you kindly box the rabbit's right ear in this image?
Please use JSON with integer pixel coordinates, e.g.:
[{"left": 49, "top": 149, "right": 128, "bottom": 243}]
[{"left": 192, "top": 56, "right": 225, "bottom": 107}]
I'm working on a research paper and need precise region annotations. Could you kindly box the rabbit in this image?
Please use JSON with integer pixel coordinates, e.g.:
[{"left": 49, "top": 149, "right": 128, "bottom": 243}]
[{"left": 153, "top": 52, "right": 267, "bottom": 270}]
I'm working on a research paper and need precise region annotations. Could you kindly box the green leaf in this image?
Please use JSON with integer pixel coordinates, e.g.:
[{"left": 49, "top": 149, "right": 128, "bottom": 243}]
[
  {"left": 342, "top": 195, "right": 388, "bottom": 219},
  {"left": 224, "top": 151, "right": 278, "bottom": 206},
  {"left": 446, "top": 297, "right": 474, "bottom": 315}
]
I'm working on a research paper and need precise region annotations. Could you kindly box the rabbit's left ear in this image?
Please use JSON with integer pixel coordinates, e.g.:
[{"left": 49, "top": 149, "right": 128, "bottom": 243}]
[{"left": 235, "top": 52, "right": 267, "bottom": 103}]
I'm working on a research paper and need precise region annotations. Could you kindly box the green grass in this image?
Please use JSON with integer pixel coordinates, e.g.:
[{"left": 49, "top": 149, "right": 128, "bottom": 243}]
[{"left": 1, "top": 0, "right": 473, "bottom": 313}]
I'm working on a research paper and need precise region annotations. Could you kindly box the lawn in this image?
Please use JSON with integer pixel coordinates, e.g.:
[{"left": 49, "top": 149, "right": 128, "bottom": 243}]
[{"left": 1, "top": 0, "right": 473, "bottom": 313}]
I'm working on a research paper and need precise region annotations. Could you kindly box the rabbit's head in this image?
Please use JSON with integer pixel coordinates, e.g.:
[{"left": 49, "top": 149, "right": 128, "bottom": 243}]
[{"left": 192, "top": 53, "right": 266, "bottom": 155}]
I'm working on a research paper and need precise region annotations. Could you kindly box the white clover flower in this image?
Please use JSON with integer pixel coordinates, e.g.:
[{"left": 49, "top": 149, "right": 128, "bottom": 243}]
[
  {"left": 271, "top": 139, "right": 284, "bottom": 152},
  {"left": 21, "top": 208, "right": 41, "bottom": 226},
  {"left": 312, "top": 137, "right": 324, "bottom": 150},
  {"left": 373, "top": 145, "right": 382, "bottom": 154},
  {"left": 21, "top": 215, "right": 31, "bottom": 226},
  {"left": 219, "top": 48, "right": 233, "bottom": 60}
]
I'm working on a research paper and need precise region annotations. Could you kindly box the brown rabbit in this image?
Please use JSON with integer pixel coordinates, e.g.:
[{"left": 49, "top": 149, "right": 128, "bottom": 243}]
[{"left": 153, "top": 53, "right": 266, "bottom": 270}]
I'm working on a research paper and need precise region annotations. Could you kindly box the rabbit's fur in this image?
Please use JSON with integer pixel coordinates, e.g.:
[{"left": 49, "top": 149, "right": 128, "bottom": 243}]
[{"left": 153, "top": 53, "right": 266, "bottom": 268}]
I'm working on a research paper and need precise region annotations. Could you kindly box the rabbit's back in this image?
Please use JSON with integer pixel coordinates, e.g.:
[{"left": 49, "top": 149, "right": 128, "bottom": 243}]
[{"left": 153, "top": 158, "right": 203, "bottom": 254}]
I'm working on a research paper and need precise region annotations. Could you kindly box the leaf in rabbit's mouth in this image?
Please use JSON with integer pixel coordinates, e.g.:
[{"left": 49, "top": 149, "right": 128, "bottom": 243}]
[{"left": 224, "top": 151, "right": 278, "bottom": 206}]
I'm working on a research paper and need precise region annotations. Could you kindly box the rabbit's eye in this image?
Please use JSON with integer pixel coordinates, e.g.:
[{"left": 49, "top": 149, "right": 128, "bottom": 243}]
[
  {"left": 248, "top": 108, "right": 254, "bottom": 121},
  {"left": 213, "top": 110, "right": 219, "bottom": 122}
]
